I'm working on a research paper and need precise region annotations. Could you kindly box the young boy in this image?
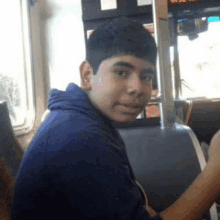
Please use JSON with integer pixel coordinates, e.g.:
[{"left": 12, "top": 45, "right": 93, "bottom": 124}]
[{"left": 12, "top": 17, "right": 220, "bottom": 220}]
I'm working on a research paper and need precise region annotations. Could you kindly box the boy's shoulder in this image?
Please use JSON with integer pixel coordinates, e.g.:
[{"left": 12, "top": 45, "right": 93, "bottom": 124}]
[
  {"left": 21, "top": 109, "right": 108, "bottom": 170},
  {"left": 27, "top": 108, "right": 119, "bottom": 159},
  {"left": 32, "top": 109, "right": 103, "bottom": 148}
]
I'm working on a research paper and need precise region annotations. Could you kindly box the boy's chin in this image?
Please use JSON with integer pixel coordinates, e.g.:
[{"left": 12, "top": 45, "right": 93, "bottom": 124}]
[{"left": 111, "top": 114, "right": 138, "bottom": 124}]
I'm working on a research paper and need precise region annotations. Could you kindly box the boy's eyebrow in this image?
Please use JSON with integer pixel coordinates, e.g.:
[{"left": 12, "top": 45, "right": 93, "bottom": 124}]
[
  {"left": 113, "top": 61, "right": 135, "bottom": 69},
  {"left": 113, "top": 61, "right": 155, "bottom": 72}
]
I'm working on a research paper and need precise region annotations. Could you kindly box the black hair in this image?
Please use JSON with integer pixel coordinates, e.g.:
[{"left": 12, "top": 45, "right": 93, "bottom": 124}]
[{"left": 87, "top": 17, "right": 157, "bottom": 75}]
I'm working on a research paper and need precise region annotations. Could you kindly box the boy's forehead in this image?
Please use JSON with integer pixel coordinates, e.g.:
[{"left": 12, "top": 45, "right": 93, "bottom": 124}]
[{"left": 102, "top": 54, "right": 156, "bottom": 69}]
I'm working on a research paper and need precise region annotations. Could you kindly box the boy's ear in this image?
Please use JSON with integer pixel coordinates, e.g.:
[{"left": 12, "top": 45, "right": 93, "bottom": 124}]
[{"left": 80, "top": 61, "right": 93, "bottom": 90}]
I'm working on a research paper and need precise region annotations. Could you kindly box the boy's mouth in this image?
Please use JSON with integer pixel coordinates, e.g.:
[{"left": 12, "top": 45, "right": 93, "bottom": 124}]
[
  {"left": 122, "top": 104, "right": 143, "bottom": 108},
  {"left": 117, "top": 103, "right": 143, "bottom": 114}
]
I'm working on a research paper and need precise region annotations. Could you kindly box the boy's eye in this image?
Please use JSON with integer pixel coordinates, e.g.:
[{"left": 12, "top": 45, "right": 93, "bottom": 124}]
[
  {"left": 115, "top": 70, "right": 128, "bottom": 77},
  {"left": 141, "top": 74, "right": 153, "bottom": 82}
]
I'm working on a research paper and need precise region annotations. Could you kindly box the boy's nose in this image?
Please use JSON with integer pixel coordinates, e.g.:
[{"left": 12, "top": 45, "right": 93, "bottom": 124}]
[{"left": 127, "top": 75, "right": 143, "bottom": 96}]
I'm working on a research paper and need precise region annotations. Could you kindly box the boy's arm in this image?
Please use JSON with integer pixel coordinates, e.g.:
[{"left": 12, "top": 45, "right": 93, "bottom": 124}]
[
  {"left": 159, "top": 129, "right": 220, "bottom": 220},
  {"left": 160, "top": 159, "right": 220, "bottom": 220}
]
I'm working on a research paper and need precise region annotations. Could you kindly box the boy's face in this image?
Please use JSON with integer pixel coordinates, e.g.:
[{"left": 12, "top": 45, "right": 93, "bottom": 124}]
[{"left": 81, "top": 55, "right": 155, "bottom": 123}]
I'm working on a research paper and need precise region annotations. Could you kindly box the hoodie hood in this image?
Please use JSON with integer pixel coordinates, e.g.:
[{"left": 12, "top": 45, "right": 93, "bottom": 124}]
[
  {"left": 48, "top": 83, "right": 91, "bottom": 112},
  {"left": 47, "top": 83, "right": 112, "bottom": 125}
]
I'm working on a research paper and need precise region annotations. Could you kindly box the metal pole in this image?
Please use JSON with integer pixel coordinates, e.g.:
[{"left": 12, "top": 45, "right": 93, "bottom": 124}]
[
  {"left": 173, "top": 15, "right": 181, "bottom": 99},
  {"left": 152, "top": 0, "right": 175, "bottom": 128}
]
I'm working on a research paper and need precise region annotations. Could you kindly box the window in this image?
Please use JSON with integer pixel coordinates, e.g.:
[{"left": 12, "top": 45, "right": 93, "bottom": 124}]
[
  {"left": 0, "top": 1, "right": 28, "bottom": 126},
  {"left": 46, "top": 0, "right": 85, "bottom": 90},
  {"left": 177, "top": 17, "right": 220, "bottom": 99}
]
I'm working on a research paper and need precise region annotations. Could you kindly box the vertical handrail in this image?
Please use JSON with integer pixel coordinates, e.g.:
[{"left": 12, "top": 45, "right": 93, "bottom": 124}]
[
  {"left": 173, "top": 15, "right": 182, "bottom": 99},
  {"left": 152, "top": 0, "right": 175, "bottom": 129}
]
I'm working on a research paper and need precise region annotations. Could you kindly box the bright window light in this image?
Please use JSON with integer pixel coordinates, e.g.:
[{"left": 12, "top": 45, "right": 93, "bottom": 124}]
[{"left": 0, "top": 1, "right": 27, "bottom": 125}]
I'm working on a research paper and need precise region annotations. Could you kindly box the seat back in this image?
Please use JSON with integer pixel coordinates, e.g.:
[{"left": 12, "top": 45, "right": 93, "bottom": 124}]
[
  {"left": 0, "top": 101, "right": 23, "bottom": 177},
  {"left": 0, "top": 101, "right": 23, "bottom": 220},
  {"left": 116, "top": 120, "right": 217, "bottom": 219}
]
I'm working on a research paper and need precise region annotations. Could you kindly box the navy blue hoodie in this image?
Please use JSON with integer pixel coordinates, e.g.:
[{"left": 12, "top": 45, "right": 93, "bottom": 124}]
[{"left": 12, "top": 83, "right": 162, "bottom": 220}]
